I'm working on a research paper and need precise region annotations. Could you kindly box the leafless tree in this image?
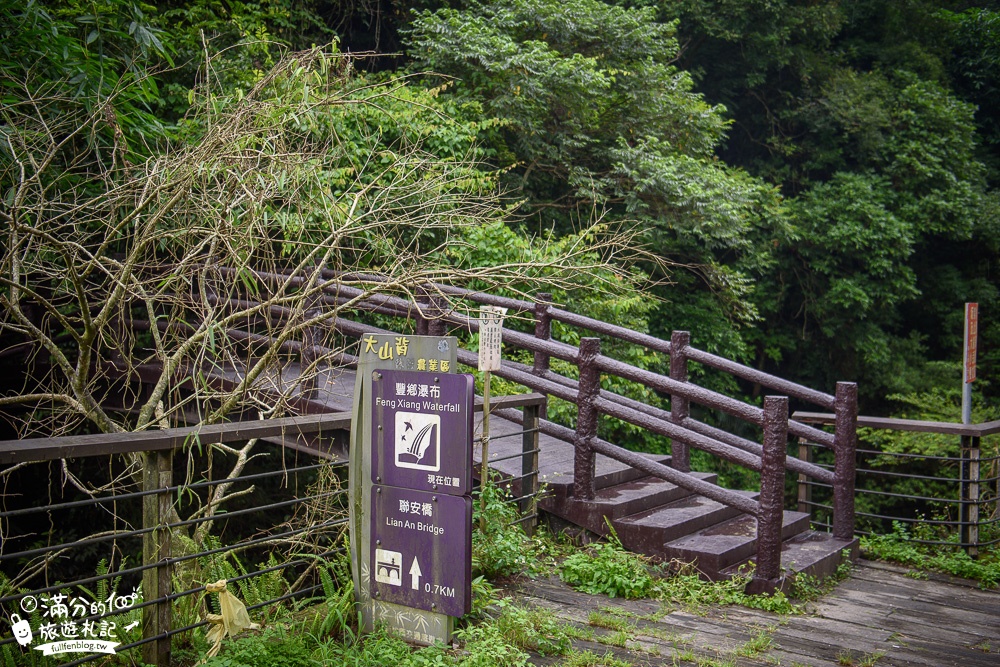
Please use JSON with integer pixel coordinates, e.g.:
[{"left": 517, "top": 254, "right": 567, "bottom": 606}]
[{"left": 0, "top": 46, "right": 647, "bottom": 575}]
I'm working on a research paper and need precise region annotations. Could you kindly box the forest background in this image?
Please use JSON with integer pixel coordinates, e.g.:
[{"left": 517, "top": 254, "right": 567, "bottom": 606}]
[{"left": 2, "top": 0, "right": 999, "bottom": 432}]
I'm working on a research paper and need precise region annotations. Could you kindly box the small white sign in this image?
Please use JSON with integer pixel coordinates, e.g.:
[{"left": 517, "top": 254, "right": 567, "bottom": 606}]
[
  {"left": 478, "top": 306, "right": 507, "bottom": 372},
  {"left": 375, "top": 549, "right": 403, "bottom": 586},
  {"left": 395, "top": 412, "right": 441, "bottom": 472}
]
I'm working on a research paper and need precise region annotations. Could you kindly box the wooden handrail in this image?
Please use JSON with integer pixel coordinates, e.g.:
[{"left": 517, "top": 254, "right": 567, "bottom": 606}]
[
  {"left": 793, "top": 412, "right": 1000, "bottom": 437},
  {"left": 108, "top": 268, "right": 860, "bottom": 558},
  {"left": 0, "top": 413, "right": 353, "bottom": 464},
  {"left": 0, "top": 395, "right": 545, "bottom": 465}
]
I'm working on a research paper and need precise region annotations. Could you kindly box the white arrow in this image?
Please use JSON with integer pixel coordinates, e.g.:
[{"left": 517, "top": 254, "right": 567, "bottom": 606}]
[{"left": 409, "top": 557, "right": 422, "bottom": 590}]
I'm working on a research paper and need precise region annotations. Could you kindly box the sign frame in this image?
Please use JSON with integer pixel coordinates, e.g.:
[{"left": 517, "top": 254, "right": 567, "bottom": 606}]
[{"left": 349, "top": 334, "right": 460, "bottom": 644}]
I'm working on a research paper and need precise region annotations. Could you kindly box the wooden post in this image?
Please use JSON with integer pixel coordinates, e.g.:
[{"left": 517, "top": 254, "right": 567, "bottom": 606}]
[
  {"left": 961, "top": 435, "right": 981, "bottom": 558},
  {"left": 428, "top": 295, "right": 446, "bottom": 337},
  {"left": 300, "top": 282, "right": 323, "bottom": 400},
  {"left": 415, "top": 288, "right": 430, "bottom": 335},
  {"left": 521, "top": 403, "right": 540, "bottom": 536},
  {"left": 573, "top": 338, "right": 600, "bottom": 500},
  {"left": 670, "top": 331, "right": 691, "bottom": 472},
  {"left": 533, "top": 292, "right": 552, "bottom": 425},
  {"left": 533, "top": 293, "right": 552, "bottom": 374},
  {"left": 833, "top": 382, "right": 858, "bottom": 541},
  {"left": 142, "top": 450, "right": 173, "bottom": 667},
  {"left": 752, "top": 395, "right": 788, "bottom": 591}
]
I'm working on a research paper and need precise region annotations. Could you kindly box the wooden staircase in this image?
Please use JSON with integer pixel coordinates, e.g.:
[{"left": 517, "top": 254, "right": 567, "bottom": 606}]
[{"left": 479, "top": 412, "right": 858, "bottom": 589}]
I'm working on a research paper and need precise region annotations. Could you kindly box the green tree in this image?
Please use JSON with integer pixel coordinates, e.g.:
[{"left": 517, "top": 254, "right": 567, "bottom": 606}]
[
  {"left": 660, "top": 0, "right": 999, "bottom": 403},
  {"left": 406, "top": 0, "right": 785, "bottom": 363}
]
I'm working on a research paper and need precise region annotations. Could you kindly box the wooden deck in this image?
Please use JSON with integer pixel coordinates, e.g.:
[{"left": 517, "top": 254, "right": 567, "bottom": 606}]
[{"left": 505, "top": 560, "right": 1000, "bottom": 666}]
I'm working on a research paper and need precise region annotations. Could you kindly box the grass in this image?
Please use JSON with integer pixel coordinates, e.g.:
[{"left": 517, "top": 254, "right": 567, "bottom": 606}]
[
  {"left": 734, "top": 629, "right": 775, "bottom": 658},
  {"left": 836, "top": 649, "right": 887, "bottom": 667},
  {"left": 587, "top": 611, "right": 636, "bottom": 633},
  {"left": 556, "top": 526, "right": 802, "bottom": 614},
  {"left": 860, "top": 521, "right": 1000, "bottom": 588},
  {"left": 139, "top": 478, "right": 863, "bottom": 667},
  {"left": 788, "top": 550, "right": 854, "bottom": 602},
  {"left": 560, "top": 650, "right": 632, "bottom": 667}
]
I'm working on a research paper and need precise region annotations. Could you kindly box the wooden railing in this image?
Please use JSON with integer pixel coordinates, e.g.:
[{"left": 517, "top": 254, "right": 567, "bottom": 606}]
[
  {"left": 0, "top": 396, "right": 543, "bottom": 666},
  {"left": 104, "top": 267, "right": 861, "bottom": 587},
  {"left": 307, "top": 276, "right": 858, "bottom": 587}
]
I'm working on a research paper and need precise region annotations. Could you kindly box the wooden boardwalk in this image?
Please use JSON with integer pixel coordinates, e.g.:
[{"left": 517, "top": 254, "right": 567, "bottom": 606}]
[{"left": 505, "top": 560, "right": 1000, "bottom": 666}]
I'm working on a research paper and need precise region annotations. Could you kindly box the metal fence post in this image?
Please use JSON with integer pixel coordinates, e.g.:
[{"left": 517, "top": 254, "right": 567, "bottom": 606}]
[
  {"left": 751, "top": 395, "right": 788, "bottom": 591},
  {"left": 670, "top": 331, "right": 691, "bottom": 472},
  {"left": 833, "top": 382, "right": 858, "bottom": 541},
  {"left": 961, "top": 435, "right": 981, "bottom": 558},
  {"left": 142, "top": 449, "right": 173, "bottom": 667},
  {"left": 574, "top": 338, "right": 601, "bottom": 500},
  {"left": 521, "top": 403, "right": 540, "bottom": 536}
]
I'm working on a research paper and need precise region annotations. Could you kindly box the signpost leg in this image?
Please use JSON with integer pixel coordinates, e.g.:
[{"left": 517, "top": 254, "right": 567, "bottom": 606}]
[
  {"left": 476, "top": 305, "right": 507, "bottom": 528},
  {"left": 961, "top": 436, "right": 981, "bottom": 558},
  {"left": 521, "top": 403, "right": 540, "bottom": 536},
  {"left": 480, "top": 370, "right": 490, "bottom": 530}
]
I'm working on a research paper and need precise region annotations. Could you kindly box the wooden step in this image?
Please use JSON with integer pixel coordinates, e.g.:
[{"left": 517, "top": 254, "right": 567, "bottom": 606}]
[
  {"left": 612, "top": 490, "right": 759, "bottom": 556},
  {"left": 537, "top": 452, "right": 673, "bottom": 493},
  {"left": 662, "top": 510, "right": 812, "bottom": 576},
  {"left": 593, "top": 452, "right": 674, "bottom": 490},
  {"left": 721, "top": 531, "right": 860, "bottom": 582},
  {"left": 542, "top": 472, "right": 718, "bottom": 535}
]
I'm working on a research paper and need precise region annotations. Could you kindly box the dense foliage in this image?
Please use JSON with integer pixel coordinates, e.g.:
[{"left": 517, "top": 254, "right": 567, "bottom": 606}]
[
  {"left": 402, "top": 0, "right": 1000, "bottom": 410},
  {"left": 2, "top": 0, "right": 998, "bottom": 444},
  {"left": 661, "top": 0, "right": 1000, "bottom": 404}
]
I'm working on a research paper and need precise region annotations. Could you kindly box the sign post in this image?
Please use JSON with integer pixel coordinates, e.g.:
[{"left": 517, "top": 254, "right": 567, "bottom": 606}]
[
  {"left": 963, "top": 302, "right": 978, "bottom": 425},
  {"left": 478, "top": 306, "right": 506, "bottom": 529},
  {"left": 349, "top": 334, "right": 473, "bottom": 644},
  {"left": 961, "top": 302, "right": 980, "bottom": 557}
]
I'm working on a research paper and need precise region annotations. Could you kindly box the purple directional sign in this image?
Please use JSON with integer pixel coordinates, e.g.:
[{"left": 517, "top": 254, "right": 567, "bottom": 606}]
[
  {"left": 371, "top": 371, "right": 474, "bottom": 496},
  {"left": 370, "top": 484, "right": 472, "bottom": 617}
]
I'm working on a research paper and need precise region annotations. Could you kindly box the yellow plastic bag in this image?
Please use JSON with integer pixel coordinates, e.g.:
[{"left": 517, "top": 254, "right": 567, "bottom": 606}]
[{"left": 200, "top": 579, "right": 261, "bottom": 661}]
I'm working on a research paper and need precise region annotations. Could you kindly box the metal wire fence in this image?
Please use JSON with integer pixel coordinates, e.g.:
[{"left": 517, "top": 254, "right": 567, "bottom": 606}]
[
  {"left": 794, "top": 413, "right": 1000, "bottom": 553},
  {"left": 0, "top": 419, "right": 352, "bottom": 667}
]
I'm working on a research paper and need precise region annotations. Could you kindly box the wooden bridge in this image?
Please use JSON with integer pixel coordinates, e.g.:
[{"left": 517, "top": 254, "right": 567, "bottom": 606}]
[{"left": 100, "top": 273, "right": 862, "bottom": 591}]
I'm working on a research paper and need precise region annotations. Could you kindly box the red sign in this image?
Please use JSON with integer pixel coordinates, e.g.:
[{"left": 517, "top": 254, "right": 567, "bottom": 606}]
[{"left": 965, "top": 302, "right": 979, "bottom": 384}]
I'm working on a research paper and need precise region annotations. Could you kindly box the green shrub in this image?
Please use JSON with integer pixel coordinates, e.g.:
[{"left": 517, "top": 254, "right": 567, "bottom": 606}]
[
  {"left": 201, "top": 627, "right": 313, "bottom": 667},
  {"left": 559, "top": 530, "right": 658, "bottom": 599},
  {"left": 472, "top": 477, "right": 536, "bottom": 579},
  {"left": 454, "top": 622, "right": 531, "bottom": 667}
]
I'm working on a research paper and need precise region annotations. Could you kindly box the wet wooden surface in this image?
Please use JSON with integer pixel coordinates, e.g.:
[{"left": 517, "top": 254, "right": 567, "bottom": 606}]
[{"left": 504, "top": 560, "right": 1000, "bottom": 666}]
